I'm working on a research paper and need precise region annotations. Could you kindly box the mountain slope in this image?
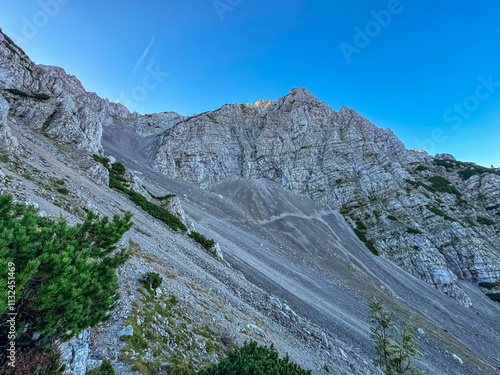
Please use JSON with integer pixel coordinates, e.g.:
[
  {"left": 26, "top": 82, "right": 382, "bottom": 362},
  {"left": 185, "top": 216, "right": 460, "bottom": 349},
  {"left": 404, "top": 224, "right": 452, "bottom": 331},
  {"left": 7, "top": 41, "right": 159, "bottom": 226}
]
[
  {"left": 146, "top": 87, "right": 500, "bottom": 306},
  {"left": 1, "top": 28, "right": 500, "bottom": 374}
]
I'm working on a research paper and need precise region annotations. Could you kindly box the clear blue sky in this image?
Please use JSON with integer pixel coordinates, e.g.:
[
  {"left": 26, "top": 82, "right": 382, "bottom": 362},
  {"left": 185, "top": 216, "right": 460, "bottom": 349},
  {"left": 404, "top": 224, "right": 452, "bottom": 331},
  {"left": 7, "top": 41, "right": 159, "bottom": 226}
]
[{"left": 1, "top": 0, "right": 499, "bottom": 167}]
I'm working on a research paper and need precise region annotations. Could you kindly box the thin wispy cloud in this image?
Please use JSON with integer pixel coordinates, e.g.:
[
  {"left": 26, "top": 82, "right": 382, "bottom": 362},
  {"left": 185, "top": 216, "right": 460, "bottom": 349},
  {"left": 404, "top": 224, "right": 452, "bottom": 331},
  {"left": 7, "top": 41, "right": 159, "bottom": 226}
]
[{"left": 132, "top": 36, "right": 155, "bottom": 74}]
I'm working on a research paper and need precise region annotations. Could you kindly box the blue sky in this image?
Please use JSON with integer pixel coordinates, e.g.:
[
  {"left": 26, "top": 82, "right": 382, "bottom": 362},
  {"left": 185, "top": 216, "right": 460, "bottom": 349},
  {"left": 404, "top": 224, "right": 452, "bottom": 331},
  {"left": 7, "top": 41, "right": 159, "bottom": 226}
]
[{"left": 1, "top": 0, "right": 499, "bottom": 167}]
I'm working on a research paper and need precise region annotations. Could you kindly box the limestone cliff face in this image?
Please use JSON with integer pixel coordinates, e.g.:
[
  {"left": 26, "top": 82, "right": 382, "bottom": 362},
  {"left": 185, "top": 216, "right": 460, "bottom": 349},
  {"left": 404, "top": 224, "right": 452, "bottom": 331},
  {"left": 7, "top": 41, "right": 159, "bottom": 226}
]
[
  {"left": 150, "top": 88, "right": 500, "bottom": 306},
  {"left": 0, "top": 29, "right": 129, "bottom": 154},
  {"left": 1, "top": 29, "right": 499, "bottom": 307}
]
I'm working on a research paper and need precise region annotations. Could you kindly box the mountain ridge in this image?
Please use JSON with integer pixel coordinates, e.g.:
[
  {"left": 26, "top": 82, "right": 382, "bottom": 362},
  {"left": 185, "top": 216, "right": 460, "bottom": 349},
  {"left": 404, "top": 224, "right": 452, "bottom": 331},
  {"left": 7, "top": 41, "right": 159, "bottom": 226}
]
[
  {"left": 1, "top": 28, "right": 499, "bottom": 308},
  {"left": 1, "top": 27, "right": 500, "bottom": 374}
]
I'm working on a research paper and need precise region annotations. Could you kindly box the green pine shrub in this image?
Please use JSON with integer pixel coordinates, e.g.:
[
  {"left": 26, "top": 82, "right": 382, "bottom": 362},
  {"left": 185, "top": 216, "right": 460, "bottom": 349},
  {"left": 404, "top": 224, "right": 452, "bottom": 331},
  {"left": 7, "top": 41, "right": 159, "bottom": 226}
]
[
  {"left": 426, "top": 205, "right": 456, "bottom": 222},
  {"left": 126, "top": 190, "right": 187, "bottom": 231},
  {"left": 353, "top": 229, "right": 379, "bottom": 256},
  {"left": 0, "top": 194, "right": 133, "bottom": 340},
  {"left": 92, "top": 155, "right": 186, "bottom": 231},
  {"left": 5, "top": 88, "right": 50, "bottom": 101},
  {"left": 140, "top": 271, "right": 163, "bottom": 292},
  {"left": 57, "top": 187, "right": 69, "bottom": 195},
  {"left": 198, "top": 341, "right": 312, "bottom": 375},
  {"left": 6, "top": 88, "right": 30, "bottom": 97},
  {"left": 406, "top": 227, "right": 422, "bottom": 234},
  {"left": 477, "top": 216, "right": 495, "bottom": 225},
  {"left": 478, "top": 281, "right": 500, "bottom": 290},
  {"left": 86, "top": 360, "right": 115, "bottom": 375},
  {"left": 486, "top": 293, "right": 500, "bottom": 303},
  {"left": 188, "top": 231, "right": 215, "bottom": 250},
  {"left": 427, "top": 176, "right": 461, "bottom": 196},
  {"left": 111, "top": 162, "right": 126, "bottom": 174},
  {"left": 33, "top": 93, "right": 51, "bottom": 101}
]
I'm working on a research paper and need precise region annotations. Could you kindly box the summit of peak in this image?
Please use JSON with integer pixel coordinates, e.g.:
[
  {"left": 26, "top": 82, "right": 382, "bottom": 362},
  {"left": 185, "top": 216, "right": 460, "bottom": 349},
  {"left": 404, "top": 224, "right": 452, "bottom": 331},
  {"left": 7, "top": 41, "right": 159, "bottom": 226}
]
[{"left": 287, "top": 87, "right": 317, "bottom": 100}]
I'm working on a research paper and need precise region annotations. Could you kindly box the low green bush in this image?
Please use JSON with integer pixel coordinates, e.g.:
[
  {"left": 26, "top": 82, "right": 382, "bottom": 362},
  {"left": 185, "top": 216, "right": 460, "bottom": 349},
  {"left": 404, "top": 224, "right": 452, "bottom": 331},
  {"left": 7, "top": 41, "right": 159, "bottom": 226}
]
[
  {"left": 33, "top": 93, "right": 50, "bottom": 101},
  {"left": 426, "top": 205, "right": 456, "bottom": 222},
  {"left": 86, "top": 360, "right": 115, "bottom": 375},
  {"left": 126, "top": 190, "right": 187, "bottom": 232},
  {"left": 92, "top": 154, "right": 110, "bottom": 166},
  {"left": 415, "top": 165, "right": 429, "bottom": 171},
  {"left": 188, "top": 231, "right": 215, "bottom": 250},
  {"left": 353, "top": 229, "right": 379, "bottom": 256},
  {"left": 339, "top": 205, "right": 352, "bottom": 215},
  {"left": 478, "top": 281, "right": 500, "bottom": 290},
  {"left": 427, "top": 176, "right": 461, "bottom": 196},
  {"left": 406, "top": 227, "right": 422, "bottom": 234},
  {"left": 198, "top": 341, "right": 312, "bottom": 375},
  {"left": 111, "top": 162, "right": 126, "bottom": 174},
  {"left": 92, "top": 154, "right": 186, "bottom": 231},
  {"left": 57, "top": 187, "right": 69, "bottom": 195},
  {"left": 355, "top": 219, "right": 367, "bottom": 231},
  {"left": 6, "top": 88, "right": 50, "bottom": 101},
  {"left": 140, "top": 271, "right": 163, "bottom": 292},
  {"left": 6, "top": 88, "right": 30, "bottom": 97},
  {"left": 486, "top": 293, "right": 500, "bottom": 303},
  {"left": 485, "top": 204, "right": 500, "bottom": 211},
  {"left": 477, "top": 216, "right": 495, "bottom": 225}
]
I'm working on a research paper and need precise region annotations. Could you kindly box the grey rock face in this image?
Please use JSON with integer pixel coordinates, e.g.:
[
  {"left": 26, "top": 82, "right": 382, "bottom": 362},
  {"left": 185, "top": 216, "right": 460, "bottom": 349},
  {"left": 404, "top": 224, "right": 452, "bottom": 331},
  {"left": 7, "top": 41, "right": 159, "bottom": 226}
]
[
  {"left": 149, "top": 88, "right": 499, "bottom": 306},
  {"left": 117, "top": 325, "right": 134, "bottom": 338},
  {"left": 1, "top": 26, "right": 498, "bottom": 307},
  {"left": 0, "top": 29, "right": 129, "bottom": 154},
  {"left": 59, "top": 329, "right": 90, "bottom": 375},
  {"left": 0, "top": 94, "right": 18, "bottom": 152}
]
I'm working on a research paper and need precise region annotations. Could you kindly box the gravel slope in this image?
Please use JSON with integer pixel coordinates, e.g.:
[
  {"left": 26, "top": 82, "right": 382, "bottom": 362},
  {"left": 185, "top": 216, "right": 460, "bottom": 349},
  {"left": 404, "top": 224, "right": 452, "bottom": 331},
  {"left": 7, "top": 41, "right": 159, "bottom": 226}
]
[{"left": 101, "top": 122, "right": 500, "bottom": 375}]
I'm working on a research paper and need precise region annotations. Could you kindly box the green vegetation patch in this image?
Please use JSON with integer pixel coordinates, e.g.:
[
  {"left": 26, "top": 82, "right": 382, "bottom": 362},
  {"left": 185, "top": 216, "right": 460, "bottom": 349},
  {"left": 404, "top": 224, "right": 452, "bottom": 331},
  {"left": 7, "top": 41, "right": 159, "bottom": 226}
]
[
  {"left": 86, "top": 360, "right": 115, "bottom": 375},
  {"left": 478, "top": 281, "right": 500, "bottom": 290},
  {"left": 339, "top": 204, "right": 352, "bottom": 215},
  {"left": 433, "top": 159, "right": 500, "bottom": 180},
  {"left": 426, "top": 205, "right": 456, "bottom": 222},
  {"left": 355, "top": 219, "right": 367, "bottom": 231},
  {"left": 92, "top": 154, "right": 187, "bottom": 232},
  {"left": 485, "top": 204, "right": 500, "bottom": 211},
  {"left": 406, "top": 227, "right": 422, "bottom": 234},
  {"left": 0, "top": 194, "right": 132, "bottom": 341},
  {"left": 140, "top": 271, "right": 163, "bottom": 293},
  {"left": 121, "top": 285, "right": 223, "bottom": 374},
  {"left": 57, "top": 187, "right": 69, "bottom": 195},
  {"left": 369, "top": 298, "right": 429, "bottom": 375},
  {"left": 6, "top": 88, "right": 50, "bottom": 101},
  {"left": 199, "top": 341, "right": 312, "bottom": 375},
  {"left": 127, "top": 190, "right": 187, "bottom": 232},
  {"left": 477, "top": 216, "right": 495, "bottom": 225},
  {"left": 188, "top": 231, "right": 215, "bottom": 251},
  {"left": 415, "top": 165, "right": 429, "bottom": 171},
  {"left": 427, "top": 176, "right": 461, "bottom": 196},
  {"left": 486, "top": 293, "right": 500, "bottom": 303},
  {"left": 353, "top": 228, "right": 379, "bottom": 256}
]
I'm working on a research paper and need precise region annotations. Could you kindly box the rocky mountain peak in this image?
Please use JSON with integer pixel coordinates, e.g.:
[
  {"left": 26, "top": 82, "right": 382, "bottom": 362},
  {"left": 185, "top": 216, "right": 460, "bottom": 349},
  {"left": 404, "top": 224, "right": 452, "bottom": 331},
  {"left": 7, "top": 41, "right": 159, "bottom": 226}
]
[
  {"left": 1, "top": 27, "right": 499, "bottom": 311},
  {"left": 276, "top": 86, "right": 322, "bottom": 107}
]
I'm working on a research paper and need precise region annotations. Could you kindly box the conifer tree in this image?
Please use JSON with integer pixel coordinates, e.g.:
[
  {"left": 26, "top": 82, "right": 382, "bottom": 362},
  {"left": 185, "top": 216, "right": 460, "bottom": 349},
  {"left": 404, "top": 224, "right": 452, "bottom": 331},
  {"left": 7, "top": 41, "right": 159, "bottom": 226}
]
[
  {"left": 369, "top": 298, "right": 429, "bottom": 375},
  {"left": 0, "top": 194, "right": 133, "bottom": 341},
  {"left": 199, "top": 341, "right": 312, "bottom": 375}
]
